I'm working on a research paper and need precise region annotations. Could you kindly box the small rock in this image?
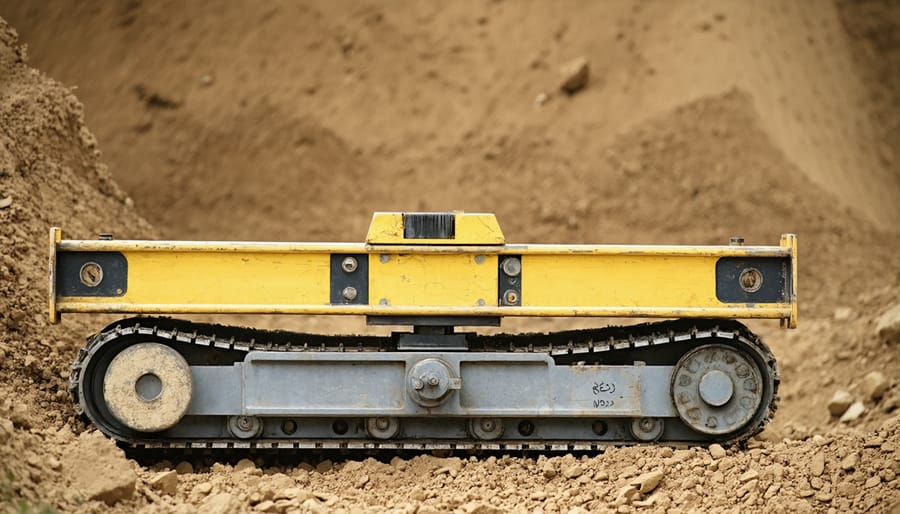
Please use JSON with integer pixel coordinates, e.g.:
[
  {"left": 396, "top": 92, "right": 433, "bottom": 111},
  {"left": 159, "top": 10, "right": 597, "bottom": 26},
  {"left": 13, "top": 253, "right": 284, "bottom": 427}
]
[
  {"left": 630, "top": 469, "right": 664, "bottom": 493},
  {"left": 0, "top": 196, "right": 11, "bottom": 209},
  {"left": 615, "top": 485, "right": 639, "bottom": 506},
  {"left": 175, "top": 461, "right": 194, "bottom": 474},
  {"left": 840, "top": 401, "right": 866, "bottom": 423},
  {"left": 0, "top": 417, "right": 14, "bottom": 443},
  {"left": 535, "top": 92, "right": 550, "bottom": 106},
  {"left": 234, "top": 458, "right": 256, "bottom": 473},
  {"left": 563, "top": 464, "right": 584, "bottom": 479},
  {"left": 864, "top": 475, "right": 881, "bottom": 488},
  {"left": 203, "top": 492, "right": 241, "bottom": 514},
  {"left": 193, "top": 483, "right": 213, "bottom": 496},
  {"left": 530, "top": 491, "right": 548, "bottom": 500},
  {"left": 875, "top": 303, "right": 900, "bottom": 343},
  {"left": 861, "top": 371, "right": 889, "bottom": 401},
  {"left": 461, "top": 502, "right": 503, "bottom": 514},
  {"left": 840, "top": 452, "right": 858, "bottom": 471},
  {"left": 810, "top": 452, "right": 825, "bottom": 476},
  {"left": 833, "top": 307, "right": 852, "bottom": 321},
  {"left": 558, "top": 56, "right": 590, "bottom": 94},
  {"left": 827, "top": 390, "right": 854, "bottom": 416},
  {"left": 542, "top": 461, "right": 557, "bottom": 479},
  {"left": 254, "top": 500, "right": 276, "bottom": 512},
  {"left": 301, "top": 498, "right": 327, "bottom": 514},
  {"left": 708, "top": 444, "right": 726, "bottom": 459},
  {"left": 149, "top": 470, "right": 178, "bottom": 496},
  {"left": 355, "top": 475, "right": 369, "bottom": 488},
  {"left": 315, "top": 459, "right": 333, "bottom": 473},
  {"left": 200, "top": 74, "right": 214, "bottom": 87},
  {"left": 739, "top": 469, "right": 759, "bottom": 483}
]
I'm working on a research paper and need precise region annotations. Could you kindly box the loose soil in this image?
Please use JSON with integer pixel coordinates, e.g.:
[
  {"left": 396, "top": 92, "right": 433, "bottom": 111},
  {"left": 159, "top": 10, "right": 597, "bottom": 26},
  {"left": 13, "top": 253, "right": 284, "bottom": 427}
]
[{"left": 0, "top": 1, "right": 898, "bottom": 513}]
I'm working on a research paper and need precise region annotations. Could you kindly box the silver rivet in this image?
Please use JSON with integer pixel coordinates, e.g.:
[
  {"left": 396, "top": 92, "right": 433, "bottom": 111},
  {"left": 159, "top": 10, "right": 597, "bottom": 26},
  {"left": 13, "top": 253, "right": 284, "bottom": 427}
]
[
  {"left": 474, "top": 255, "right": 486, "bottom": 264},
  {"left": 379, "top": 298, "right": 389, "bottom": 306},
  {"left": 503, "top": 289, "right": 519, "bottom": 305},
  {"left": 379, "top": 254, "right": 391, "bottom": 263},
  {"left": 341, "top": 256, "right": 358, "bottom": 273},
  {"left": 476, "top": 299, "right": 486, "bottom": 306},
  {"left": 501, "top": 257, "right": 522, "bottom": 277},
  {"left": 342, "top": 286, "right": 358, "bottom": 301}
]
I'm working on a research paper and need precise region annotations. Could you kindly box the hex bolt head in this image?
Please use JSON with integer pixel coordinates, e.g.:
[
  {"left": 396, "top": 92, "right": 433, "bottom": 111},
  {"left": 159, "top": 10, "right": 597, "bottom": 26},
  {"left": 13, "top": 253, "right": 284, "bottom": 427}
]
[
  {"left": 342, "top": 286, "right": 358, "bottom": 301},
  {"left": 341, "top": 256, "right": 359, "bottom": 273},
  {"left": 501, "top": 257, "right": 522, "bottom": 277},
  {"left": 412, "top": 378, "right": 424, "bottom": 390},
  {"left": 426, "top": 374, "right": 440, "bottom": 386},
  {"left": 503, "top": 290, "right": 519, "bottom": 305}
]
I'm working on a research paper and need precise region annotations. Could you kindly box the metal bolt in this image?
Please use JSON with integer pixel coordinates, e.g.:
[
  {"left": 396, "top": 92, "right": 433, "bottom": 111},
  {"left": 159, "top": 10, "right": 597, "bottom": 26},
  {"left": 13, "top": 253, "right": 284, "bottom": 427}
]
[
  {"left": 425, "top": 373, "right": 439, "bottom": 386},
  {"left": 375, "top": 417, "right": 390, "bottom": 430},
  {"left": 474, "top": 255, "right": 486, "bottom": 264},
  {"left": 501, "top": 257, "right": 522, "bottom": 277},
  {"left": 738, "top": 268, "right": 763, "bottom": 293},
  {"left": 341, "top": 256, "right": 358, "bottom": 273},
  {"left": 379, "top": 254, "right": 391, "bottom": 263},
  {"left": 79, "top": 262, "right": 103, "bottom": 287},
  {"left": 503, "top": 290, "right": 519, "bottom": 305},
  {"left": 236, "top": 416, "right": 253, "bottom": 431},
  {"left": 342, "top": 286, "right": 358, "bottom": 301},
  {"left": 476, "top": 298, "right": 486, "bottom": 307},
  {"left": 412, "top": 378, "right": 424, "bottom": 390},
  {"left": 729, "top": 237, "right": 745, "bottom": 246}
]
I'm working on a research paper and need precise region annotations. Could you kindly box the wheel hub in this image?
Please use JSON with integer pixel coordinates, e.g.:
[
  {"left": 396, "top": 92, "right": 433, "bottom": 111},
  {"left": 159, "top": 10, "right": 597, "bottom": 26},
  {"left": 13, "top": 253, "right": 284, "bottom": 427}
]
[{"left": 671, "top": 344, "right": 763, "bottom": 436}]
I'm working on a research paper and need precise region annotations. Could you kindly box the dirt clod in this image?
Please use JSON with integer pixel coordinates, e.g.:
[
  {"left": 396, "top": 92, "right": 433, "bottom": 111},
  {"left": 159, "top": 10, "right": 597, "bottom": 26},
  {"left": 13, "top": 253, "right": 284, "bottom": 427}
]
[
  {"left": 828, "top": 390, "right": 855, "bottom": 416},
  {"left": 861, "top": 371, "right": 889, "bottom": 401}
]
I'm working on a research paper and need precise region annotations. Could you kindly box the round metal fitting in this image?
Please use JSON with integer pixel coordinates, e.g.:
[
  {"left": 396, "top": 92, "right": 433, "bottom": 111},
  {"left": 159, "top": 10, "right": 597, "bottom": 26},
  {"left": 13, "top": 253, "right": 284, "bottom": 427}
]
[
  {"left": 738, "top": 267, "right": 763, "bottom": 293},
  {"left": 341, "top": 256, "right": 359, "bottom": 273},
  {"left": 503, "top": 289, "right": 519, "bottom": 305},
  {"left": 517, "top": 420, "right": 535, "bottom": 436},
  {"left": 342, "top": 286, "right": 358, "bottom": 301},
  {"left": 228, "top": 415, "right": 263, "bottom": 439},
  {"left": 592, "top": 419, "right": 609, "bottom": 436},
  {"left": 671, "top": 344, "right": 763, "bottom": 436},
  {"left": 407, "top": 358, "right": 458, "bottom": 407},
  {"left": 501, "top": 257, "right": 522, "bottom": 277},
  {"left": 281, "top": 419, "right": 298, "bottom": 435},
  {"left": 469, "top": 418, "right": 505, "bottom": 440},
  {"left": 366, "top": 417, "right": 401, "bottom": 439},
  {"left": 103, "top": 343, "right": 192, "bottom": 433},
  {"left": 630, "top": 417, "right": 664, "bottom": 442},
  {"left": 79, "top": 261, "right": 104, "bottom": 287}
]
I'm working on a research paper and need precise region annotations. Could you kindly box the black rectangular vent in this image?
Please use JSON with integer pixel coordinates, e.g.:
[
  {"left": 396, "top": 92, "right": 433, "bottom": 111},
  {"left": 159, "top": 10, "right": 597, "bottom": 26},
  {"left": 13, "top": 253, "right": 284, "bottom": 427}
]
[{"left": 403, "top": 212, "right": 455, "bottom": 239}]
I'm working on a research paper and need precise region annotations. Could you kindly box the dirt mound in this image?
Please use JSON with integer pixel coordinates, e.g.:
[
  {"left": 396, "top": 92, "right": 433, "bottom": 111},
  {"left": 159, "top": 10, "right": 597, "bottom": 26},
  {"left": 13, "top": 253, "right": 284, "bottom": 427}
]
[{"left": 0, "top": 19, "right": 154, "bottom": 509}]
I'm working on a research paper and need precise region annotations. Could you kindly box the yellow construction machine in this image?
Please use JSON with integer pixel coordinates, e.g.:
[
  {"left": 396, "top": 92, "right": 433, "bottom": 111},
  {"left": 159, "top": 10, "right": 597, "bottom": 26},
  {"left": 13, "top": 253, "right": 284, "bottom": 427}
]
[{"left": 49, "top": 212, "right": 796, "bottom": 451}]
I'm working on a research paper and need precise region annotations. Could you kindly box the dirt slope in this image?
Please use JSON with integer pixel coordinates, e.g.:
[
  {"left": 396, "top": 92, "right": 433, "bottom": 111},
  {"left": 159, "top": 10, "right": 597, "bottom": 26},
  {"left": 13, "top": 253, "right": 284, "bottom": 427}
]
[{"left": 0, "top": 1, "right": 899, "bottom": 513}]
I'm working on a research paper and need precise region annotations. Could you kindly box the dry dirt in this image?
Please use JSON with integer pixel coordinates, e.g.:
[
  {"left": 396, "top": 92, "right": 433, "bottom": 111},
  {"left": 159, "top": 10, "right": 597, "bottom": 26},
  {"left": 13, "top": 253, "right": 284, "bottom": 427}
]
[{"left": 0, "top": 1, "right": 899, "bottom": 513}]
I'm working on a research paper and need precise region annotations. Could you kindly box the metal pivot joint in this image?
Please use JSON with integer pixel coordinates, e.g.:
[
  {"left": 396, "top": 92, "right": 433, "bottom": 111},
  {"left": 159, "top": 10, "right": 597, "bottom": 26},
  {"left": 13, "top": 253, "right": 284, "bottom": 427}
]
[{"left": 406, "top": 358, "right": 461, "bottom": 407}]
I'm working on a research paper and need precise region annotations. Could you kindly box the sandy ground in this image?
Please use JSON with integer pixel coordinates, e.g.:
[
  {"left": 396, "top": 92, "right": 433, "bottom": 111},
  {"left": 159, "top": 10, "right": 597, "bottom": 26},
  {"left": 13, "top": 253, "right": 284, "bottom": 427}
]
[{"left": 0, "top": 1, "right": 899, "bottom": 512}]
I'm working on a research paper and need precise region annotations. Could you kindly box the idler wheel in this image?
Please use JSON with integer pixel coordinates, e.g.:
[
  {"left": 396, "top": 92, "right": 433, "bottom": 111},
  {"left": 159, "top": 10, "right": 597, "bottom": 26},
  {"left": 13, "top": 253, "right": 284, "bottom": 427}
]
[
  {"left": 671, "top": 344, "right": 763, "bottom": 436},
  {"left": 102, "top": 343, "right": 192, "bottom": 432}
]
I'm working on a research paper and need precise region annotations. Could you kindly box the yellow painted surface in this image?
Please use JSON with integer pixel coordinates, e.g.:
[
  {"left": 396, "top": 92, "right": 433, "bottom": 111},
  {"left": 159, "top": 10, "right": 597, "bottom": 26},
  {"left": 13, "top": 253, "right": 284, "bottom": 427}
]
[
  {"left": 365, "top": 212, "right": 505, "bottom": 245},
  {"left": 369, "top": 254, "right": 497, "bottom": 307},
  {"left": 82, "top": 251, "right": 331, "bottom": 306},
  {"left": 522, "top": 254, "right": 718, "bottom": 308}
]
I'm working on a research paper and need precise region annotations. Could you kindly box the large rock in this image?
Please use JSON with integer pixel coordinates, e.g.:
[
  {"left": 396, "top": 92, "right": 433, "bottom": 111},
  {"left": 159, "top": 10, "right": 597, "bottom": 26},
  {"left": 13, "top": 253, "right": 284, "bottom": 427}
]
[
  {"left": 63, "top": 432, "right": 137, "bottom": 505},
  {"left": 558, "top": 57, "right": 590, "bottom": 94},
  {"left": 875, "top": 303, "right": 900, "bottom": 343},
  {"left": 630, "top": 469, "right": 664, "bottom": 493},
  {"left": 840, "top": 401, "right": 866, "bottom": 423},
  {"left": 827, "top": 390, "right": 854, "bottom": 416},
  {"left": 861, "top": 371, "right": 889, "bottom": 401}
]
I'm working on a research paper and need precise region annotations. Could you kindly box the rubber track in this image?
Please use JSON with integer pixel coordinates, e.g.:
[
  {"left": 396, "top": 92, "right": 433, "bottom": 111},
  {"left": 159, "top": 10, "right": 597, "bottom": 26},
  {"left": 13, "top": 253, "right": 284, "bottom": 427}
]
[{"left": 70, "top": 317, "right": 779, "bottom": 452}]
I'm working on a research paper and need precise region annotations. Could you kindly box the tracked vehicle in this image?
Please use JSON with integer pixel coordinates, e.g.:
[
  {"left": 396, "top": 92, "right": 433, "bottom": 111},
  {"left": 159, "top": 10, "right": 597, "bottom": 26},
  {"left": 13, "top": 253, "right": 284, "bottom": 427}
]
[{"left": 49, "top": 212, "right": 796, "bottom": 452}]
